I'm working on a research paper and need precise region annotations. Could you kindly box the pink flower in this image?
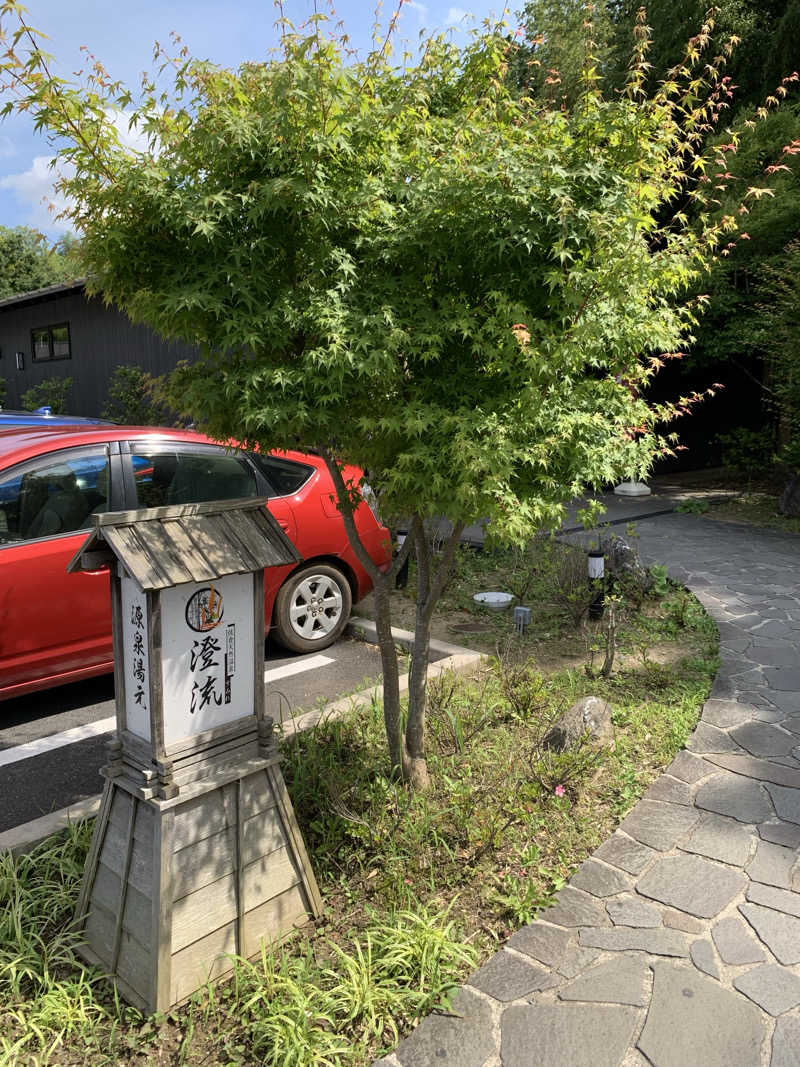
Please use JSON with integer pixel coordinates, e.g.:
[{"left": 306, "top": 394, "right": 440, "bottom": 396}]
[{"left": 555, "top": 784, "right": 566, "bottom": 797}]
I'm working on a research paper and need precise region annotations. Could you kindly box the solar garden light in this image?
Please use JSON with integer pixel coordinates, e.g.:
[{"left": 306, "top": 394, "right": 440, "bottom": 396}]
[
  {"left": 68, "top": 498, "right": 322, "bottom": 1014},
  {"left": 588, "top": 548, "right": 606, "bottom": 620},
  {"left": 514, "top": 605, "right": 532, "bottom": 634}
]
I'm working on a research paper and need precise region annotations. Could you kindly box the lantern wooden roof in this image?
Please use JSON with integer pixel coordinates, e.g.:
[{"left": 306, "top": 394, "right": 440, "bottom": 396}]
[{"left": 68, "top": 497, "right": 302, "bottom": 591}]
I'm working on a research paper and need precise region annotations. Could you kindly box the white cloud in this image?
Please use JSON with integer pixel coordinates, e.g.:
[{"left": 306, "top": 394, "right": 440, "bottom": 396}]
[
  {"left": 401, "top": 0, "right": 429, "bottom": 22},
  {"left": 445, "top": 7, "right": 471, "bottom": 25},
  {"left": 0, "top": 155, "right": 74, "bottom": 234},
  {"left": 0, "top": 109, "right": 150, "bottom": 236},
  {"left": 0, "top": 135, "right": 17, "bottom": 160}
]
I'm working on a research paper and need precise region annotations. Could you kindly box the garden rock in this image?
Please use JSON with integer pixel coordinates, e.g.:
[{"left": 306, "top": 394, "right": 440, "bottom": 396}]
[
  {"left": 604, "top": 535, "right": 649, "bottom": 587},
  {"left": 543, "top": 695, "right": 614, "bottom": 751}
]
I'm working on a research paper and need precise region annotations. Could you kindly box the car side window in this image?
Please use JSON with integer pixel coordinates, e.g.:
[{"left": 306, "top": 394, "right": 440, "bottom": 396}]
[
  {"left": 131, "top": 447, "right": 259, "bottom": 508},
  {"left": 0, "top": 450, "right": 111, "bottom": 544},
  {"left": 249, "top": 454, "right": 314, "bottom": 496}
]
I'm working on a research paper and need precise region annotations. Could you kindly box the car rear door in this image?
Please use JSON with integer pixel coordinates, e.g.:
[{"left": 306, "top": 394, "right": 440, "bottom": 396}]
[{"left": 0, "top": 442, "right": 124, "bottom": 694}]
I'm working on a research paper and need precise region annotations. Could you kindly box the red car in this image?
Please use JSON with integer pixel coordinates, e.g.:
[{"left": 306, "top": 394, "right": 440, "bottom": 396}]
[{"left": 0, "top": 425, "right": 391, "bottom": 701}]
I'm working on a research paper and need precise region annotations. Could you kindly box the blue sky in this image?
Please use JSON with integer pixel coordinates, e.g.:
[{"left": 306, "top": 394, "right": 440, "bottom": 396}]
[{"left": 0, "top": 1, "right": 509, "bottom": 238}]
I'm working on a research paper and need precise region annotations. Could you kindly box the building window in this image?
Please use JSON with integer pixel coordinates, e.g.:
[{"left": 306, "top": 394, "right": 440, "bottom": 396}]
[{"left": 31, "top": 323, "right": 71, "bottom": 362}]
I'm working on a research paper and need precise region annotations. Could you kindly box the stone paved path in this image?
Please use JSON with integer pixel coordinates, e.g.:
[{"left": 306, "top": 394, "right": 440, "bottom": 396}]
[{"left": 380, "top": 512, "right": 800, "bottom": 1067}]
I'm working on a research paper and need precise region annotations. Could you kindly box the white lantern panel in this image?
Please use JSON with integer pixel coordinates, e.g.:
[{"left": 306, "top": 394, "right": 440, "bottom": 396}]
[
  {"left": 121, "top": 577, "right": 152, "bottom": 740},
  {"left": 160, "top": 573, "right": 256, "bottom": 744}
]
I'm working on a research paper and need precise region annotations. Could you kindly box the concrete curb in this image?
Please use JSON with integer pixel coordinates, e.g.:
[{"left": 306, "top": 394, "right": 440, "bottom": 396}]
[{"left": 0, "top": 620, "right": 484, "bottom": 857}]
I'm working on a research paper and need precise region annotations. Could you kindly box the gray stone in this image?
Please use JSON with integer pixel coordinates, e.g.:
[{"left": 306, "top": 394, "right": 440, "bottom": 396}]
[
  {"left": 711, "top": 916, "right": 766, "bottom": 965},
  {"left": 752, "top": 645, "right": 800, "bottom": 668},
  {"left": 662, "top": 908, "right": 704, "bottom": 933},
  {"left": 730, "top": 722, "right": 798, "bottom": 758},
  {"left": 570, "top": 859, "right": 634, "bottom": 898},
  {"left": 760, "top": 821, "right": 800, "bottom": 848},
  {"left": 688, "top": 723, "right": 742, "bottom": 755},
  {"left": 594, "top": 832, "right": 657, "bottom": 876},
  {"left": 556, "top": 946, "right": 601, "bottom": 979},
  {"left": 644, "top": 777, "right": 693, "bottom": 806},
  {"left": 747, "top": 840, "right": 798, "bottom": 889},
  {"left": 502, "top": 1003, "right": 639, "bottom": 1067},
  {"left": 765, "top": 668, "right": 800, "bottom": 692},
  {"left": 606, "top": 896, "right": 662, "bottom": 928},
  {"left": 667, "top": 750, "right": 713, "bottom": 784},
  {"left": 767, "top": 690, "right": 800, "bottom": 713},
  {"left": 754, "top": 707, "right": 786, "bottom": 724},
  {"left": 619, "top": 800, "right": 700, "bottom": 851},
  {"left": 540, "top": 886, "right": 610, "bottom": 928},
  {"left": 709, "top": 752, "right": 800, "bottom": 788},
  {"left": 559, "top": 956, "right": 648, "bottom": 1007},
  {"left": 767, "top": 783, "right": 800, "bottom": 825},
  {"left": 733, "top": 964, "right": 800, "bottom": 1016},
  {"left": 746, "top": 882, "right": 800, "bottom": 919},
  {"left": 695, "top": 772, "right": 774, "bottom": 823},
  {"left": 543, "top": 695, "right": 614, "bottom": 751},
  {"left": 467, "top": 950, "right": 551, "bottom": 1002},
  {"left": 637, "top": 962, "right": 765, "bottom": 1067},
  {"left": 703, "top": 699, "right": 757, "bottom": 729},
  {"left": 394, "top": 986, "right": 495, "bottom": 1067},
  {"left": 771, "top": 1015, "right": 800, "bottom": 1067},
  {"left": 683, "top": 813, "right": 755, "bottom": 866},
  {"left": 578, "top": 926, "right": 689, "bottom": 957},
  {"left": 637, "top": 854, "right": 747, "bottom": 918},
  {"left": 740, "top": 904, "right": 800, "bottom": 965},
  {"left": 690, "top": 939, "right": 720, "bottom": 980},
  {"left": 507, "top": 921, "right": 571, "bottom": 968}
]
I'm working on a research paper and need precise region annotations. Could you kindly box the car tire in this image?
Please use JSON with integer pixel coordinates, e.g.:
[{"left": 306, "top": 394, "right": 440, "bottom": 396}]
[{"left": 273, "top": 563, "right": 353, "bottom": 653}]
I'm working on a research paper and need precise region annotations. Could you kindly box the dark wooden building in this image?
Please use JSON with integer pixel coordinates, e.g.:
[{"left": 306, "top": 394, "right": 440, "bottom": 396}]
[{"left": 0, "top": 280, "right": 199, "bottom": 417}]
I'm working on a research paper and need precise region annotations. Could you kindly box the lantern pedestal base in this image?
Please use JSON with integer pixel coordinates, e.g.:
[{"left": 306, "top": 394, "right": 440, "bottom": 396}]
[
  {"left": 613, "top": 479, "right": 652, "bottom": 497},
  {"left": 74, "top": 753, "right": 321, "bottom": 1014}
]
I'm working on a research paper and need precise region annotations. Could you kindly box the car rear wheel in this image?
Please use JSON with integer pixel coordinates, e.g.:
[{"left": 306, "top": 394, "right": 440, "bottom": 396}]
[{"left": 273, "top": 563, "right": 352, "bottom": 653}]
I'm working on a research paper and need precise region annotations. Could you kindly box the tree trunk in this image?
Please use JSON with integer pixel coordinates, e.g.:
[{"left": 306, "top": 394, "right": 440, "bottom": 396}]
[{"left": 372, "top": 573, "right": 405, "bottom": 773}]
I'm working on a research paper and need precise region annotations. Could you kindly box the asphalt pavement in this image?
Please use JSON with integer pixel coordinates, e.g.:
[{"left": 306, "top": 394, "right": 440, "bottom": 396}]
[{"left": 0, "top": 634, "right": 388, "bottom": 834}]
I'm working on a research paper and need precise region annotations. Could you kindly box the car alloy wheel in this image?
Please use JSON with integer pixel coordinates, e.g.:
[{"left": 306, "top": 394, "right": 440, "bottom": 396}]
[{"left": 273, "top": 563, "right": 352, "bottom": 653}]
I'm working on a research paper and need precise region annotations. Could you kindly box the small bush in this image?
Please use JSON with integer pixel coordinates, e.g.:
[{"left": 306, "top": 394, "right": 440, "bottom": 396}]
[
  {"left": 21, "top": 376, "right": 72, "bottom": 413},
  {"left": 102, "top": 365, "right": 169, "bottom": 425},
  {"left": 717, "top": 427, "right": 774, "bottom": 479}
]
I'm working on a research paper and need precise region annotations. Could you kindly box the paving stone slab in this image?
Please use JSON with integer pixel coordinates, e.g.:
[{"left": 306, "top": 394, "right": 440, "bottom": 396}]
[
  {"left": 661, "top": 908, "right": 704, "bottom": 933},
  {"left": 578, "top": 927, "right": 690, "bottom": 957},
  {"left": 570, "top": 860, "right": 635, "bottom": 899},
  {"left": 682, "top": 813, "right": 755, "bottom": 866},
  {"left": 771, "top": 1015, "right": 800, "bottom": 1067},
  {"left": 746, "top": 882, "right": 800, "bottom": 919},
  {"left": 746, "top": 840, "right": 798, "bottom": 889},
  {"left": 637, "top": 962, "right": 765, "bottom": 1067},
  {"left": 709, "top": 752, "right": 800, "bottom": 789},
  {"left": 730, "top": 722, "right": 798, "bottom": 758},
  {"left": 540, "top": 886, "right": 611, "bottom": 928},
  {"left": 740, "top": 904, "right": 800, "bottom": 965},
  {"left": 703, "top": 699, "right": 758, "bottom": 729},
  {"left": 394, "top": 987, "right": 495, "bottom": 1067},
  {"left": 690, "top": 939, "right": 720, "bottom": 980},
  {"left": 760, "top": 821, "right": 800, "bottom": 848},
  {"left": 711, "top": 916, "right": 766, "bottom": 965},
  {"left": 667, "top": 751, "right": 713, "bottom": 784},
  {"left": 594, "top": 833, "right": 657, "bottom": 876},
  {"left": 637, "top": 854, "right": 747, "bottom": 919},
  {"left": 752, "top": 647, "right": 800, "bottom": 668},
  {"left": 466, "top": 949, "right": 552, "bottom": 1002},
  {"left": 559, "top": 956, "right": 649, "bottom": 1008},
  {"left": 619, "top": 801, "right": 700, "bottom": 852},
  {"left": 606, "top": 896, "right": 662, "bottom": 929},
  {"left": 556, "top": 946, "right": 601, "bottom": 979},
  {"left": 753, "top": 708, "right": 786, "bottom": 724},
  {"left": 766, "top": 783, "right": 800, "bottom": 825},
  {"left": 733, "top": 964, "right": 800, "bottom": 1017},
  {"left": 507, "top": 921, "right": 571, "bottom": 969},
  {"left": 765, "top": 668, "right": 800, "bottom": 692},
  {"left": 644, "top": 777, "right": 694, "bottom": 806},
  {"left": 501, "top": 1003, "right": 640, "bottom": 1067},
  {"left": 695, "top": 772, "right": 775, "bottom": 823},
  {"left": 687, "top": 722, "right": 743, "bottom": 754}
]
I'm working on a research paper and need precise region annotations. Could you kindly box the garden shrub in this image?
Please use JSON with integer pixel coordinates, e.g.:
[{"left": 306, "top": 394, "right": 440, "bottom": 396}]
[{"left": 21, "top": 376, "right": 73, "bottom": 413}]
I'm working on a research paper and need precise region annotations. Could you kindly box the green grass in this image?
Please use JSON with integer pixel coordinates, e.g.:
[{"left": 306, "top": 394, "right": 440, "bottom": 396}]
[{"left": 0, "top": 559, "right": 718, "bottom": 1065}]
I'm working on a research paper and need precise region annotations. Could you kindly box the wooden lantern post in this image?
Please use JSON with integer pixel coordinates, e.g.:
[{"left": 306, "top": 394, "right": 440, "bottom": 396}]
[{"left": 68, "top": 498, "right": 322, "bottom": 1014}]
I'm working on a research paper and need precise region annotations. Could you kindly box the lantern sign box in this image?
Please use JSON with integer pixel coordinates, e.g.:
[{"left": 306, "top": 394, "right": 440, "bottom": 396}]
[{"left": 67, "top": 498, "right": 322, "bottom": 1014}]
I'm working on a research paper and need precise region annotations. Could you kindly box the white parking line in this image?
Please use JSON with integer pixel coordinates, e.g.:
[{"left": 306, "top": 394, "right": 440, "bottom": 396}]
[
  {"left": 0, "top": 716, "right": 116, "bottom": 769},
  {"left": 264, "top": 654, "right": 334, "bottom": 683},
  {"left": 0, "top": 654, "right": 335, "bottom": 768}
]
